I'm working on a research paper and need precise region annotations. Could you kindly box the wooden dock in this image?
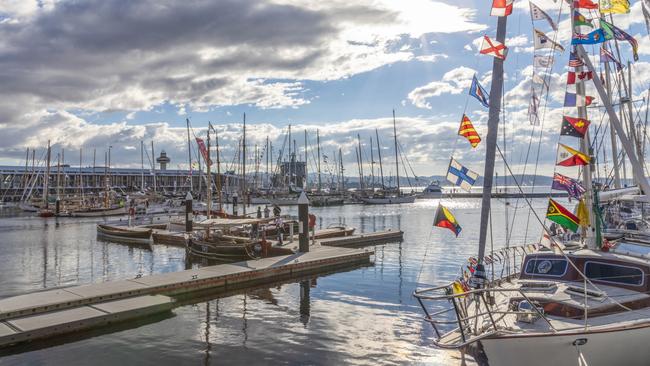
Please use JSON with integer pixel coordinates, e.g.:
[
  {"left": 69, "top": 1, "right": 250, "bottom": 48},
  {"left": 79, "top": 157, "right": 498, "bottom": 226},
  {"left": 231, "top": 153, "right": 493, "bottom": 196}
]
[
  {"left": 0, "top": 246, "right": 373, "bottom": 347},
  {"left": 319, "top": 229, "right": 403, "bottom": 248}
]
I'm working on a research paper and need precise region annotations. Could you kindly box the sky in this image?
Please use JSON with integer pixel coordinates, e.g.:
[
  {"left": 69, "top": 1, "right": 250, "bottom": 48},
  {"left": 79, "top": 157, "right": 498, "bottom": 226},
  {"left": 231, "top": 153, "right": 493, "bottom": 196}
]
[{"left": 0, "top": 0, "right": 648, "bottom": 180}]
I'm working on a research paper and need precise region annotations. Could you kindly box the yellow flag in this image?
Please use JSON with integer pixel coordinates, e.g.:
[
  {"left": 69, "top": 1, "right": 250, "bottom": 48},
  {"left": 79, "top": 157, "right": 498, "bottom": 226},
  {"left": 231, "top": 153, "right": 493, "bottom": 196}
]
[
  {"left": 451, "top": 281, "right": 466, "bottom": 297},
  {"left": 600, "top": 0, "right": 630, "bottom": 14},
  {"left": 577, "top": 199, "right": 590, "bottom": 227}
]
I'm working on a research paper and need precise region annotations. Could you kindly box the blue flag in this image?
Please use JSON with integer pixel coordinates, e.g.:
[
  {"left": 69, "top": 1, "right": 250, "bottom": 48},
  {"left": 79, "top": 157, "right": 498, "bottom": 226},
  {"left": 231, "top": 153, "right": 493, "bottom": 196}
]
[
  {"left": 572, "top": 29, "right": 606, "bottom": 45},
  {"left": 469, "top": 75, "right": 490, "bottom": 108}
]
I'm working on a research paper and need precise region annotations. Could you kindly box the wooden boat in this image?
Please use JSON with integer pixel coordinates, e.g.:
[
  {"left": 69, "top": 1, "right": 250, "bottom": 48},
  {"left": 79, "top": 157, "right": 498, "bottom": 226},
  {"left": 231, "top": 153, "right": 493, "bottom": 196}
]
[
  {"left": 152, "top": 230, "right": 188, "bottom": 247},
  {"left": 310, "top": 195, "right": 345, "bottom": 207},
  {"left": 97, "top": 224, "right": 152, "bottom": 239},
  {"left": 188, "top": 235, "right": 259, "bottom": 261},
  {"left": 70, "top": 206, "right": 127, "bottom": 217},
  {"left": 314, "top": 226, "right": 355, "bottom": 239}
]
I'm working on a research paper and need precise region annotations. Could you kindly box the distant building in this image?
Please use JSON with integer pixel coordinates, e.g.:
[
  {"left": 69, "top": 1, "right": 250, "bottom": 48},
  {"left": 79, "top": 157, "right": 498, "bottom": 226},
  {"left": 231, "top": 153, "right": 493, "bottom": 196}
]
[
  {"left": 275, "top": 160, "right": 306, "bottom": 188},
  {"left": 156, "top": 151, "right": 170, "bottom": 170},
  {"left": 0, "top": 165, "right": 242, "bottom": 201}
]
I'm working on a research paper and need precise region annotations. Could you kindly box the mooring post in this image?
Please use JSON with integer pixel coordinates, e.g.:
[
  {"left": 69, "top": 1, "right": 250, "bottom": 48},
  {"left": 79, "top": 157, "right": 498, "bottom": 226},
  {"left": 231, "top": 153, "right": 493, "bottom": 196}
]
[
  {"left": 232, "top": 192, "right": 238, "bottom": 216},
  {"left": 185, "top": 192, "right": 193, "bottom": 232},
  {"left": 298, "top": 191, "right": 309, "bottom": 252}
]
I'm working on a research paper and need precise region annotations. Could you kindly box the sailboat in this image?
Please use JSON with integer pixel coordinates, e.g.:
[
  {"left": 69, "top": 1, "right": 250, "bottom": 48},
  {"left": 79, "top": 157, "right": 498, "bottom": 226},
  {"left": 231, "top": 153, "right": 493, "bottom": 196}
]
[
  {"left": 414, "top": 3, "right": 650, "bottom": 365},
  {"left": 360, "top": 110, "right": 415, "bottom": 204}
]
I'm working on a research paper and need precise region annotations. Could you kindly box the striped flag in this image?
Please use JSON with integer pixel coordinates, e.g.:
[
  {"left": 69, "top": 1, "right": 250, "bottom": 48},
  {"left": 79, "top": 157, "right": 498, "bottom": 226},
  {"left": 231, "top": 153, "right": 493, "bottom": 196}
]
[
  {"left": 458, "top": 114, "right": 481, "bottom": 148},
  {"left": 491, "top": 0, "right": 514, "bottom": 16},
  {"left": 569, "top": 52, "right": 584, "bottom": 67}
]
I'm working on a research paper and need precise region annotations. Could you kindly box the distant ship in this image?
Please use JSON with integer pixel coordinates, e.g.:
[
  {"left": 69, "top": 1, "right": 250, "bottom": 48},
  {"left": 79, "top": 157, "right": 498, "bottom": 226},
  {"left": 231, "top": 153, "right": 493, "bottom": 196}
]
[{"left": 417, "top": 180, "right": 442, "bottom": 199}]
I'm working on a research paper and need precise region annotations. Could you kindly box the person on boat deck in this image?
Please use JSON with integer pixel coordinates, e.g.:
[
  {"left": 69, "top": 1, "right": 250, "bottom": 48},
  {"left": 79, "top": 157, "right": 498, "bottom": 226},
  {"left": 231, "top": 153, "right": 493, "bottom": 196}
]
[
  {"left": 263, "top": 205, "right": 270, "bottom": 218},
  {"left": 275, "top": 216, "right": 284, "bottom": 245},
  {"left": 549, "top": 222, "right": 558, "bottom": 236},
  {"left": 273, "top": 204, "right": 281, "bottom": 217},
  {"left": 257, "top": 206, "right": 262, "bottom": 219}
]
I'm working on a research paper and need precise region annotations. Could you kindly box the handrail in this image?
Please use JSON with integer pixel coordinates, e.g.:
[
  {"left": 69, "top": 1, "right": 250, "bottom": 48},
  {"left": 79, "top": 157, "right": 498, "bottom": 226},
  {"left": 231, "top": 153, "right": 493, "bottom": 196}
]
[{"left": 413, "top": 282, "right": 558, "bottom": 348}]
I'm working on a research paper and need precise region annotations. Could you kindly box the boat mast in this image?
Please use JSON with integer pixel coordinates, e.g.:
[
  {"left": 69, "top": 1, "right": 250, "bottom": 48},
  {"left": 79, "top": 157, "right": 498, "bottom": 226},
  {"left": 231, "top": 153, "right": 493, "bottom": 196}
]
[
  {"left": 79, "top": 148, "right": 84, "bottom": 204},
  {"left": 577, "top": 46, "right": 650, "bottom": 194},
  {"left": 214, "top": 124, "right": 223, "bottom": 211},
  {"left": 140, "top": 141, "right": 145, "bottom": 192},
  {"left": 288, "top": 124, "right": 292, "bottom": 188},
  {"left": 570, "top": 1, "right": 595, "bottom": 246},
  {"left": 207, "top": 124, "right": 212, "bottom": 219},
  {"left": 370, "top": 137, "right": 375, "bottom": 191},
  {"left": 476, "top": 15, "right": 507, "bottom": 264},
  {"left": 44, "top": 140, "right": 51, "bottom": 209},
  {"left": 266, "top": 136, "right": 270, "bottom": 189},
  {"left": 339, "top": 147, "right": 344, "bottom": 192},
  {"left": 604, "top": 62, "right": 622, "bottom": 188},
  {"left": 627, "top": 61, "right": 644, "bottom": 170},
  {"left": 242, "top": 113, "right": 246, "bottom": 203},
  {"left": 392, "top": 110, "right": 400, "bottom": 194},
  {"left": 304, "top": 129, "right": 308, "bottom": 190},
  {"left": 317, "top": 129, "right": 322, "bottom": 191},
  {"left": 186, "top": 118, "right": 193, "bottom": 192},
  {"left": 376, "top": 128, "right": 385, "bottom": 189},
  {"left": 151, "top": 141, "right": 156, "bottom": 193},
  {"left": 56, "top": 152, "right": 61, "bottom": 201},
  {"left": 357, "top": 134, "right": 364, "bottom": 191}
]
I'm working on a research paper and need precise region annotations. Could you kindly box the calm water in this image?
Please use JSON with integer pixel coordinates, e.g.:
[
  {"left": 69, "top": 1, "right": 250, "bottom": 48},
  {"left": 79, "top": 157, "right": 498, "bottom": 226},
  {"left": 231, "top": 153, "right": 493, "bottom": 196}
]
[{"left": 0, "top": 197, "right": 554, "bottom": 365}]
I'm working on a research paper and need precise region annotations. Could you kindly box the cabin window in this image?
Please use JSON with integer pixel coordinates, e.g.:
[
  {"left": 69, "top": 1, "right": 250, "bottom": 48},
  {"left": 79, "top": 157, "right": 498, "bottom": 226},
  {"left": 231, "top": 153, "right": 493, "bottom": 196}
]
[
  {"left": 584, "top": 261, "right": 644, "bottom": 286},
  {"left": 524, "top": 258, "right": 568, "bottom": 277}
]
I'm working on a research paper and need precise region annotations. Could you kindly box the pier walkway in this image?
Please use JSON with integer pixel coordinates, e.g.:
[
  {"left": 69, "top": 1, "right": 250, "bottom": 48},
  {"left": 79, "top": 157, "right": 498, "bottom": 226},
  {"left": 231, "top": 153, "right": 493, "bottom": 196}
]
[{"left": 0, "top": 246, "right": 373, "bottom": 347}]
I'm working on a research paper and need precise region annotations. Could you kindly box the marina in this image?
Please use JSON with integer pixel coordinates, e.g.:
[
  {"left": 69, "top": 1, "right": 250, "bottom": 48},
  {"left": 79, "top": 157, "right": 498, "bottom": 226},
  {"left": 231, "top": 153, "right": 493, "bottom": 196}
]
[{"left": 0, "top": 0, "right": 648, "bottom": 365}]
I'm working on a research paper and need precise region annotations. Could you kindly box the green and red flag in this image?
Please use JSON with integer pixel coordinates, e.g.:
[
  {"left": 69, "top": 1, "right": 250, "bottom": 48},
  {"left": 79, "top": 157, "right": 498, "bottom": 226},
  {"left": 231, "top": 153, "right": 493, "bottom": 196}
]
[
  {"left": 546, "top": 199, "right": 580, "bottom": 232},
  {"left": 434, "top": 204, "right": 462, "bottom": 237},
  {"left": 560, "top": 116, "right": 590, "bottom": 138}
]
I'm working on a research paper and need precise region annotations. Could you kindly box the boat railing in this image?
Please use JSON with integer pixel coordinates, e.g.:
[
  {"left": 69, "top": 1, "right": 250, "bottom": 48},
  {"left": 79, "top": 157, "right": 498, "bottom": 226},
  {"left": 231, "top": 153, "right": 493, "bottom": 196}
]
[
  {"left": 413, "top": 243, "right": 553, "bottom": 349},
  {"left": 413, "top": 284, "right": 555, "bottom": 349}
]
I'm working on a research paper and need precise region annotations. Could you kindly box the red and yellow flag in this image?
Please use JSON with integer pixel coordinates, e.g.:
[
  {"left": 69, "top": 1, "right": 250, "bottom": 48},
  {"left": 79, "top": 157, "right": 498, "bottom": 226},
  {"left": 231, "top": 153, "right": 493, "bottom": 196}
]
[
  {"left": 557, "top": 143, "right": 590, "bottom": 166},
  {"left": 458, "top": 114, "right": 481, "bottom": 148}
]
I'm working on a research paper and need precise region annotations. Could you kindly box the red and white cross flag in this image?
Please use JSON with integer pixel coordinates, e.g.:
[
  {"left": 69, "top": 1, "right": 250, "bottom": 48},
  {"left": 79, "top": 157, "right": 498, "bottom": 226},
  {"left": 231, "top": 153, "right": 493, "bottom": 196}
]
[
  {"left": 491, "top": 0, "right": 514, "bottom": 16},
  {"left": 479, "top": 35, "right": 508, "bottom": 60}
]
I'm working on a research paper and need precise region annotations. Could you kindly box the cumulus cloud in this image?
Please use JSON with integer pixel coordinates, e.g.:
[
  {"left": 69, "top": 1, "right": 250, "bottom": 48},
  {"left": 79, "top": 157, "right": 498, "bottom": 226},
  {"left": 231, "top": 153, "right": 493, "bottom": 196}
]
[{"left": 407, "top": 66, "right": 477, "bottom": 108}]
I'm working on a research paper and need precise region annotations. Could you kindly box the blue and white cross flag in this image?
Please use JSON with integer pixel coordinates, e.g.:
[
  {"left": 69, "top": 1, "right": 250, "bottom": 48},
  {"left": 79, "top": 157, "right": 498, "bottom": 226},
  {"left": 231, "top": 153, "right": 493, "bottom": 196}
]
[{"left": 446, "top": 158, "right": 479, "bottom": 192}]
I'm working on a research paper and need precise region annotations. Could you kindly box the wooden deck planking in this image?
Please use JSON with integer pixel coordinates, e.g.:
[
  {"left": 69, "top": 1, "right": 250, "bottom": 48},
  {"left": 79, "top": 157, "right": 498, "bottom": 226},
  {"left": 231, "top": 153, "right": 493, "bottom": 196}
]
[
  {"left": 0, "top": 295, "right": 174, "bottom": 347},
  {"left": 0, "top": 246, "right": 372, "bottom": 323}
]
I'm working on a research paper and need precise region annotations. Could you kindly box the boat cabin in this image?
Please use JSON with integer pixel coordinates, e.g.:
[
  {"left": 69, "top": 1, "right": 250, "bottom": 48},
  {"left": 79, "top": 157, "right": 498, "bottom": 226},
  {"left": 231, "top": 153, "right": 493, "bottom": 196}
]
[{"left": 517, "top": 248, "right": 650, "bottom": 318}]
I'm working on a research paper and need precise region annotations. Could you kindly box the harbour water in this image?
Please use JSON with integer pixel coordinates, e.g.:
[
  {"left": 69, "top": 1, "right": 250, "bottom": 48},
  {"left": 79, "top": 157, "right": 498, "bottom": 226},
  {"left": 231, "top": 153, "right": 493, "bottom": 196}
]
[{"left": 0, "top": 197, "right": 554, "bottom": 365}]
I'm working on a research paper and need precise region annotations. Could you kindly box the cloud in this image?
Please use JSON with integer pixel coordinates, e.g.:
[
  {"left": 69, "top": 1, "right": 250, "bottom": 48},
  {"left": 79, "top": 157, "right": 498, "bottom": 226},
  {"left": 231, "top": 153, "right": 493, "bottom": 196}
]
[
  {"left": 407, "top": 66, "right": 476, "bottom": 108},
  {"left": 0, "top": 0, "right": 486, "bottom": 118}
]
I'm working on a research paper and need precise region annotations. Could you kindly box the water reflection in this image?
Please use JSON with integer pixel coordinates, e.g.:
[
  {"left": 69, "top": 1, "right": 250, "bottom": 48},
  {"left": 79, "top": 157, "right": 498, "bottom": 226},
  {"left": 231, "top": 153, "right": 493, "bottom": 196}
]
[{"left": 0, "top": 198, "right": 555, "bottom": 365}]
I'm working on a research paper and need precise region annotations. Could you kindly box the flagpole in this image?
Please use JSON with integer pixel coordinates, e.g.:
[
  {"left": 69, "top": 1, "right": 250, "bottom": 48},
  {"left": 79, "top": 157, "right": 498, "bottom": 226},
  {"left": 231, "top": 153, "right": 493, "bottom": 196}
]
[
  {"left": 571, "top": 0, "right": 595, "bottom": 248},
  {"left": 475, "top": 14, "right": 507, "bottom": 277}
]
